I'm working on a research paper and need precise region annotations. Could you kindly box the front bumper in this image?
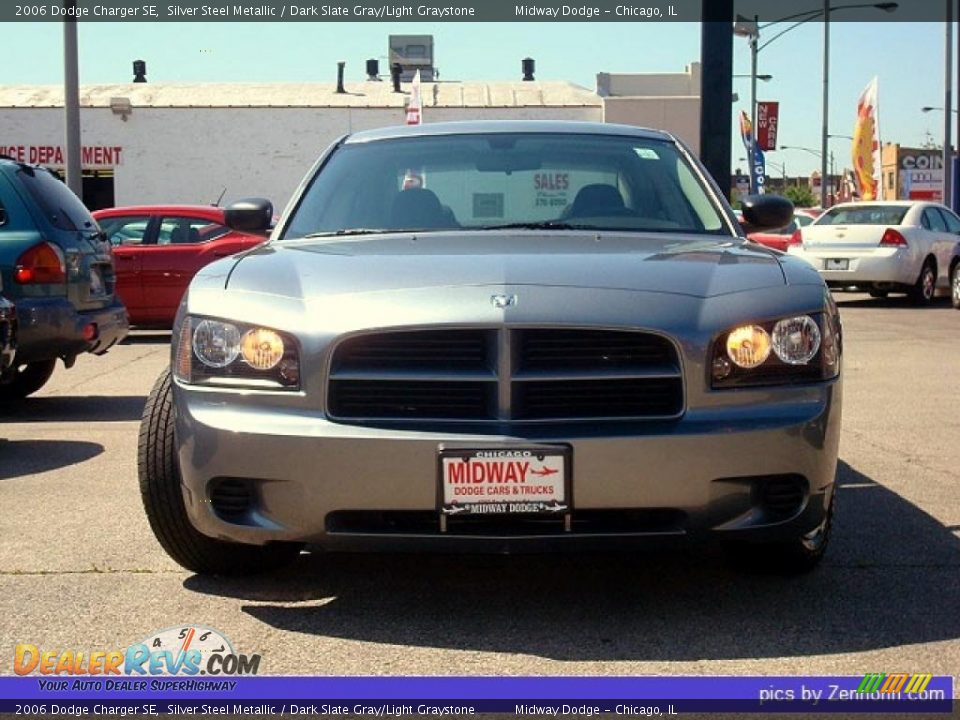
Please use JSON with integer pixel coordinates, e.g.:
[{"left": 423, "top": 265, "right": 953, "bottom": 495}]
[
  {"left": 788, "top": 246, "right": 917, "bottom": 286},
  {"left": 174, "top": 379, "right": 842, "bottom": 551},
  {"left": 13, "top": 297, "right": 129, "bottom": 365}
]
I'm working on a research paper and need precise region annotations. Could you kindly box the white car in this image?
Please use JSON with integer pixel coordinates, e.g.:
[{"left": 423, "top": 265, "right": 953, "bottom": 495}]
[{"left": 787, "top": 201, "right": 960, "bottom": 306}]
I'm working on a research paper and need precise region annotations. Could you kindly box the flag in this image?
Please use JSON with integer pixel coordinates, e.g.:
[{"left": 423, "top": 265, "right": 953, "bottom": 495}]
[
  {"left": 852, "top": 77, "right": 881, "bottom": 200},
  {"left": 406, "top": 69, "right": 422, "bottom": 125},
  {"left": 739, "top": 110, "right": 766, "bottom": 194}
]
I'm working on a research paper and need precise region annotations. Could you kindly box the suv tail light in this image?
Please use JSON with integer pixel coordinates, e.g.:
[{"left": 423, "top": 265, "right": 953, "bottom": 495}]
[
  {"left": 14, "top": 242, "right": 66, "bottom": 284},
  {"left": 880, "top": 228, "right": 908, "bottom": 247},
  {"left": 787, "top": 229, "right": 802, "bottom": 247}
]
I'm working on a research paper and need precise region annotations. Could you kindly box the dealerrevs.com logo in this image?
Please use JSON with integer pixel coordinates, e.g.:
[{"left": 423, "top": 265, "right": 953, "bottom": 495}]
[{"left": 14, "top": 625, "right": 261, "bottom": 677}]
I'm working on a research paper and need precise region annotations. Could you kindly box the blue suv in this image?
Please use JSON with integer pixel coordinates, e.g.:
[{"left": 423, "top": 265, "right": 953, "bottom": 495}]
[{"left": 0, "top": 158, "right": 128, "bottom": 399}]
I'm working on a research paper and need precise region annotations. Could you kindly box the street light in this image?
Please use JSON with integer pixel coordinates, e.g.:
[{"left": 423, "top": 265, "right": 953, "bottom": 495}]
[
  {"left": 921, "top": 106, "right": 960, "bottom": 114},
  {"left": 734, "top": 2, "right": 898, "bottom": 204}
]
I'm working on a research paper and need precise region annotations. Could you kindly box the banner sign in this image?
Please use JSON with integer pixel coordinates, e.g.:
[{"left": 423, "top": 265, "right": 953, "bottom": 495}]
[
  {"left": 739, "top": 110, "right": 766, "bottom": 194},
  {"left": 756, "top": 101, "right": 779, "bottom": 151},
  {"left": 0, "top": 675, "right": 952, "bottom": 714},
  {"left": 852, "top": 77, "right": 881, "bottom": 200},
  {"left": 405, "top": 69, "right": 423, "bottom": 125}
]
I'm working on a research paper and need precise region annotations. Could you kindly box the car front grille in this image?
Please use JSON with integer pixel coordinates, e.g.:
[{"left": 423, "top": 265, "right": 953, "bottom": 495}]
[{"left": 328, "top": 327, "right": 683, "bottom": 423}]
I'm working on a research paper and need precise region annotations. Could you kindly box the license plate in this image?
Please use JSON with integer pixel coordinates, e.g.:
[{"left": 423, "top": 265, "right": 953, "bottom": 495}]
[
  {"left": 824, "top": 258, "right": 849, "bottom": 271},
  {"left": 438, "top": 446, "right": 569, "bottom": 516}
]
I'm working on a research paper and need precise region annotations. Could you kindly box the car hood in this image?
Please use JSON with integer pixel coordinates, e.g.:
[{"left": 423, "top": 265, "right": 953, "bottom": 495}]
[{"left": 223, "top": 231, "right": 787, "bottom": 299}]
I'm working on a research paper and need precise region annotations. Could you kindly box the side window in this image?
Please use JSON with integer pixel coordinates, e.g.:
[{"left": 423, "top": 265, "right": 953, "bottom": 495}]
[
  {"left": 923, "top": 208, "right": 948, "bottom": 232},
  {"left": 99, "top": 216, "right": 151, "bottom": 246},
  {"left": 158, "top": 216, "right": 229, "bottom": 245},
  {"left": 936, "top": 207, "right": 960, "bottom": 234}
]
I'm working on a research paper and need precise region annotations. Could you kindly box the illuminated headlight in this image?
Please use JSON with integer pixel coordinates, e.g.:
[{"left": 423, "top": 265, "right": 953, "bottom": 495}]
[
  {"left": 725, "top": 325, "right": 771, "bottom": 369},
  {"left": 712, "top": 313, "right": 840, "bottom": 388},
  {"left": 174, "top": 316, "right": 300, "bottom": 390}
]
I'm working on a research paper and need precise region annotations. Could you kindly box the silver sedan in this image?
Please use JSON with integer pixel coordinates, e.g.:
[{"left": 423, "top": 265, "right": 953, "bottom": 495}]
[{"left": 138, "top": 121, "right": 843, "bottom": 576}]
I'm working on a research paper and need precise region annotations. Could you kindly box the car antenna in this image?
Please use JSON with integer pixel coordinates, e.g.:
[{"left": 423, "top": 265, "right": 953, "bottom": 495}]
[{"left": 212, "top": 187, "right": 227, "bottom": 207}]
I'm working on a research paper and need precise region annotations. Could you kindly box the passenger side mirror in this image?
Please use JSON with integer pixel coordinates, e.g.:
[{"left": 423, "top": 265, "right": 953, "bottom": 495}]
[
  {"left": 224, "top": 198, "right": 274, "bottom": 236},
  {"left": 739, "top": 195, "right": 794, "bottom": 234}
]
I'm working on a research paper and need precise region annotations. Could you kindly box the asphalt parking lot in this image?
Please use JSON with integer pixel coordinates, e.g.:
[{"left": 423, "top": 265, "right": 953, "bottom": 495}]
[{"left": 1, "top": 292, "right": 958, "bottom": 678}]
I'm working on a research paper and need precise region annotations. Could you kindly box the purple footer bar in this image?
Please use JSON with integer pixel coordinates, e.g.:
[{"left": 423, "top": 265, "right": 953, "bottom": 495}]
[{"left": 0, "top": 676, "right": 953, "bottom": 714}]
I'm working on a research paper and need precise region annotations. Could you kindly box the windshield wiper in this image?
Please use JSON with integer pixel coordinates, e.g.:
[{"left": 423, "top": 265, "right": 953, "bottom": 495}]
[
  {"left": 478, "top": 221, "right": 584, "bottom": 231},
  {"left": 300, "top": 228, "right": 395, "bottom": 238}
]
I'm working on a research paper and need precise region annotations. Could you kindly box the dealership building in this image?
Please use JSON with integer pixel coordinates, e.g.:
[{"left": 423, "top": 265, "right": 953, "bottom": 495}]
[
  {"left": 880, "top": 143, "right": 948, "bottom": 202},
  {"left": 0, "top": 46, "right": 702, "bottom": 211}
]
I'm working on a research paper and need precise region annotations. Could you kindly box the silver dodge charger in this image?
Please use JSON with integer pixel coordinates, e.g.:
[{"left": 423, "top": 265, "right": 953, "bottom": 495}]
[{"left": 138, "top": 121, "right": 842, "bottom": 576}]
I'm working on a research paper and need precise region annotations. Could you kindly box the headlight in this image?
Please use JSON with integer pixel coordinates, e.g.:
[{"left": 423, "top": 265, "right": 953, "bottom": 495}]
[
  {"left": 174, "top": 316, "right": 300, "bottom": 390},
  {"left": 771, "top": 316, "right": 820, "bottom": 365},
  {"left": 711, "top": 313, "right": 840, "bottom": 388},
  {"left": 725, "top": 325, "right": 771, "bottom": 369},
  {"left": 192, "top": 319, "right": 241, "bottom": 368}
]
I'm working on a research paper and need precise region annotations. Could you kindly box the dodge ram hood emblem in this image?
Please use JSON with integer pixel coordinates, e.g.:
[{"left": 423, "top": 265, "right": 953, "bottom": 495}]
[{"left": 490, "top": 294, "right": 518, "bottom": 309}]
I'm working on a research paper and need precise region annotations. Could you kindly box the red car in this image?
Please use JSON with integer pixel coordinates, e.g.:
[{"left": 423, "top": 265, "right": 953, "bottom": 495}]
[
  {"left": 745, "top": 208, "right": 821, "bottom": 252},
  {"left": 93, "top": 205, "right": 265, "bottom": 327}
]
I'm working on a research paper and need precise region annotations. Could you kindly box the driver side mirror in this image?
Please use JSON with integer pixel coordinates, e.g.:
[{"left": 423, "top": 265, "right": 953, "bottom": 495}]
[
  {"left": 224, "top": 198, "right": 274, "bottom": 237},
  {"left": 739, "top": 194, "right": 794, "bottom": 234}
]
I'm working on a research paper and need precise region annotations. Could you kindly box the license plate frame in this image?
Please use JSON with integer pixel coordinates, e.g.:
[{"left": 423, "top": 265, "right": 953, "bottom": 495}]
[
  {"left": 437, "top": 445, "right": 571, "bottom": 519},
  {"left": 824, "top": 258, "right": 849, "bottom": 271}
]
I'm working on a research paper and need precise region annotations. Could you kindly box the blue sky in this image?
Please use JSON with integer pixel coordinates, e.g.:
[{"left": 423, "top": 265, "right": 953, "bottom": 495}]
[{"left": 0, "top": 21, "right": 954, "bottom": 177}]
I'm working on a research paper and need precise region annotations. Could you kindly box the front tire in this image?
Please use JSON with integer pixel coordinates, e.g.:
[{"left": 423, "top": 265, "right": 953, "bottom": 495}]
[
  {"left": 910, "top": 259, "right": 937, "bottom": 306},
  {"left": 0, "top": 359, "right": 57, "bottom": 400},
  {"left": 951, "top": 263, "right": 960, "bottom": 310},
  {"left": 138, "top": 371, "right": 302, "bottom": 575},
  {"left": 725, "top": 490, "right": 835, "bottom": 575}
]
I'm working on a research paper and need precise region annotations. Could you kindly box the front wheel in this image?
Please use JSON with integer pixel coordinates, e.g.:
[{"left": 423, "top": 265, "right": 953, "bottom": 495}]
[
  {"left": 910, "top": 260, "right": 937, "bottom": 306},
  {"left": 138, "top": 371, "right": 303, "bottom": 575},
  {"left": 0, "top": 359, "right": 57, "bottom": 400},
  {"left": 725, "top": 490, "right": 835, "bottom": 575},
  {"left": 951, "top": 263, "right": 960, "bottom": 310}
]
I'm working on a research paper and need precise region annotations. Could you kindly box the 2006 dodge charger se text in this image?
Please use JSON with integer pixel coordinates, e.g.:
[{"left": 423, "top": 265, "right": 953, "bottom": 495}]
[{"left": 138, "top": 122, "right": 843, "bottom": 577}]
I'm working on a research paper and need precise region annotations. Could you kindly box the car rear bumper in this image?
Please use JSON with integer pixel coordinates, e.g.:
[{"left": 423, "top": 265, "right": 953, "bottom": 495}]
[
  {"left": 13, "top": 297, "right": 129, "bottom": 364},
  {"left": 173, "top": 379, "right": 842, "bottom": 551},
  {"left": 788, "top": 246, "right": 917, "bottom": 286}
]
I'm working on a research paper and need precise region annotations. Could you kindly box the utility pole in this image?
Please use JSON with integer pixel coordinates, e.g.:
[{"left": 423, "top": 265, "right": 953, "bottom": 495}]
[
  {"left": 699, "top": 0, "right": 734, "bottom": 198},
  {"left": 944, "top": 0, "right": 953, "bottom": 207},
  {"left": 63, "top": 0, "right": 82, "bottom": 198},
  {"left": 820, "top": 0, "right": 830, "bottom": 208}
]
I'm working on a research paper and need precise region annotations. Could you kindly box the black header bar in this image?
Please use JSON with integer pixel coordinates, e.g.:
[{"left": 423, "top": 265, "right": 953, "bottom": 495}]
[{"left": 0, "top": 0, "right": 950, "bottom": 23}]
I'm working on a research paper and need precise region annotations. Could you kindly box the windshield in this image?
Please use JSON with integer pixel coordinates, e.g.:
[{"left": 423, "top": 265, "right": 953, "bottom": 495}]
[
  {"left": 282, "top": 133, "right": 730, "bottom": 239},
  {"left": 816, "top": 205, "right": 909, "bottom": 226}
]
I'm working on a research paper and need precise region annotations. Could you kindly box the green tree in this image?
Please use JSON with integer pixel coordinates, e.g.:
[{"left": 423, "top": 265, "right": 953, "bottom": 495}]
[{"left": 784, "top": 185, "right": 817, "bottom": 208}]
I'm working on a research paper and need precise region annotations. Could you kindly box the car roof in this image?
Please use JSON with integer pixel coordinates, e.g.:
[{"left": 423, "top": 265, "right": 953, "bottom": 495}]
[
  {"left": 344, "top": 120, "right": 676, "bottom": 145},
  {"left": 92, "top": 205, "right": 225, "bottom": 217},
  {"left": 827, "top": 200, "right": 924, "bottom": 208}
]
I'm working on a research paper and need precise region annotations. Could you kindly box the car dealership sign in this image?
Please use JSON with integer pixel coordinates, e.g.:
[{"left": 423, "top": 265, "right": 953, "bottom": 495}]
[
  {"left": 0, "top": 144, "right": 124, "bottom": 167},
  {"left": 756, "top": 102, "right": 779, "bottom": 151}
]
